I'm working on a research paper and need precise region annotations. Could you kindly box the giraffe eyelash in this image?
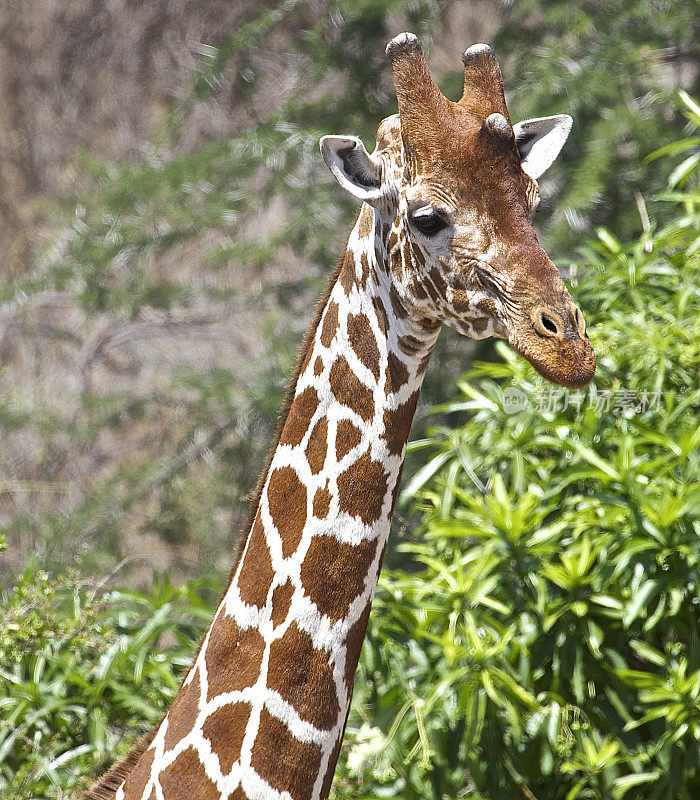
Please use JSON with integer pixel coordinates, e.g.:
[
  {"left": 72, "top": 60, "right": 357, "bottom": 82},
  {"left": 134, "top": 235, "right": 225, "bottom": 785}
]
[{"left": 526, "top": 179, "right": 540, "bottom": 212}]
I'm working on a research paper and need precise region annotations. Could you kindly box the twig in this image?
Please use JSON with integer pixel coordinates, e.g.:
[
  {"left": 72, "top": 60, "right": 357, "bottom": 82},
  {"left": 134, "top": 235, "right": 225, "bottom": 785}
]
[
  {"left": 88, "top": 555, "right": 141, "bottom": 602},
  {"left": 519, "top": 783, "right": 539, "bottom": 800}
]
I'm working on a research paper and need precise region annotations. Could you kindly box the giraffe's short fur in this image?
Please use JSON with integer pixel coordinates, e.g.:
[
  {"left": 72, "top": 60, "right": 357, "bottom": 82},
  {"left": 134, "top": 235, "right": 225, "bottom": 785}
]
[{"left": 84, "top": 34, "right": 594, "bottom": 800}]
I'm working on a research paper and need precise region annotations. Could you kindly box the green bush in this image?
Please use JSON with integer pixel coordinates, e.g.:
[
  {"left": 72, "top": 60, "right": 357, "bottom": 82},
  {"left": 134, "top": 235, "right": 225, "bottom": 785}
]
[
  {"left": 334, "top": 94, "right": 700, "bottom": 800},
  {"left": 0, "top": 566, "right": 214, "bottom": 798}
]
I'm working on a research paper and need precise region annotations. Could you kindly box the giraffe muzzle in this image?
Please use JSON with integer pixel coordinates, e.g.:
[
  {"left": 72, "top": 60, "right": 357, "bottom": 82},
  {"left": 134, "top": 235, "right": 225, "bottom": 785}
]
[{"left": 509, "top": 299, "right": 595, "bottom": 389}]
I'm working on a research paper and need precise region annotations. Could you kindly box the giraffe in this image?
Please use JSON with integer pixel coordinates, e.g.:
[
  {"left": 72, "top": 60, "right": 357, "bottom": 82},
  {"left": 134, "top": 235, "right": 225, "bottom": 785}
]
[{"left": 83, "top": 33, "right": 594, "bottom": 800}]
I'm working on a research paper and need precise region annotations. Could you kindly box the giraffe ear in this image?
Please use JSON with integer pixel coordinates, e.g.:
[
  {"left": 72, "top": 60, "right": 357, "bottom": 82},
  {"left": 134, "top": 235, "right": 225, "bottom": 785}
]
[
  {"left": 320, "top": 136, "right": 385, "bottom": 205},
  {"left": 513, "top": 115, "right": 572, "bottom": 179}
]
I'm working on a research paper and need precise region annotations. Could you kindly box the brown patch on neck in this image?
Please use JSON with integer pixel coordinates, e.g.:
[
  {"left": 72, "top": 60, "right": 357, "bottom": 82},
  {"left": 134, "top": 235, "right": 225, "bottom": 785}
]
[
  {"left": 336, "top": 449, "right": 388, "bottom": 525},
  {"left": 336, "top": 419, "right": 362, "bottom": 459},
  {"left": 329, "top": 357, "right": 375, "bottom": 421},
  {"left": 320, "top": 300, "right": 339, "bottom": 348},
  {"left": 205, "top": 613, "right": 265, "bottom": 700},
  {"left": 120, "top": 741, "right": 155, "bottom": 798},
  {"left": 280, "top": 387, "right": 319, "bottom": 447},
  {"left": 251, "top": 708, "right": 324, "bottom": 800},
  {"left": 266, "top": 622, "right": 340, "bottom": 730},
  {"left": 341, "top": 537, "right": 388, "bottom": 693},
  {"left": 387, "top": 352, "right": 409, "bottom": 392},
  {"left": 347, "top": 312, "right": 381, "bottom": 380},
  {"left": 343, "top": 602, "right": 372, "bottom": 690},
  {"left": 306, "top": 417, "right": 328, "bottom": 475},
  {"left": 391, "top": 462, "right": 405, "bottom": 509},
  {"left": 163, "top": 671, "right": 201, "bottom": 751},
  {"left": 301, "top": 535, "right": 376, "bottom": 621},
  {"left": 202, "top": 701, "right": 252, "bottom": 775},
  {"left": 237, "top": 512, "right": 273, "bottom": 608},
  {"left": 267, "top": 466, "right": 308, "bottom": 558},
  {"left": 159, "top": 747, "right": 219, "bottom": 800},
  {"left": 270, "top": 580, "right": 294, "bottom": 627},
  {"left": 313, "top": 485, "right": 332, "bottom": 518},
  {"left": 338, "top": 248, "right": 356, "bottom": 293},
  {"left": 382, "top": 391, "right": 420, "bottom": 456}
]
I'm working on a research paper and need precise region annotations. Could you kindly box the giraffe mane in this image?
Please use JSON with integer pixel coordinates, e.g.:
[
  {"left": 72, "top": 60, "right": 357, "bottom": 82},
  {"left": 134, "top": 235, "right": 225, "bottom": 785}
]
[
  {"left": 79, "top": 247, "right": 348, "bottom": 800},
  {"left": 80, "top": 729, "right": 157, "bottom": 800}
]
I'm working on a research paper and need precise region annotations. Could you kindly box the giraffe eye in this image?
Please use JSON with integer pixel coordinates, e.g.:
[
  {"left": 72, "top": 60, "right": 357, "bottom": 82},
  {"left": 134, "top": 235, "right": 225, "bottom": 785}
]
[{"left": 411, "top": 210, "right": 447, "bottom": 237}]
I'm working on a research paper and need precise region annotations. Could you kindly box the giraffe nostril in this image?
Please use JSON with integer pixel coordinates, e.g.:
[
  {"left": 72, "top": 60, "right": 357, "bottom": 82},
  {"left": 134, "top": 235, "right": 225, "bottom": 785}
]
[
  {"left": 532, "top": 307, "right": 564, "bottom": 339},
  {"left": 540, "top": 314, "right": 558, "bottom": 334}
]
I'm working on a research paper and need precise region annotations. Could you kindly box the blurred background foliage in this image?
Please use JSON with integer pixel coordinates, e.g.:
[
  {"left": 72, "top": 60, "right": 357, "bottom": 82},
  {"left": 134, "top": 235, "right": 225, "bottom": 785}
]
[{"left": 0, "top": 1, "right": 698, "bottom": 798}]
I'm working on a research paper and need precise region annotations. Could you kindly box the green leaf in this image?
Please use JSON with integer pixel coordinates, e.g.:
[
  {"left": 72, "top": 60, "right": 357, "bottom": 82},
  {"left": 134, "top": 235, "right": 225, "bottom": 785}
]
[{"left": 612, "top": 772, "right": 662, "bottom": 798}]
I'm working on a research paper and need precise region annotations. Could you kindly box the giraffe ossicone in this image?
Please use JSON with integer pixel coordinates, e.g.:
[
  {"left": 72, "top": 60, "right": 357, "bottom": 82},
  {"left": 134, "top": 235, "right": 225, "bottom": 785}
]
[{"left": 83, "top": 33, "right": 594, "bottom": 800}]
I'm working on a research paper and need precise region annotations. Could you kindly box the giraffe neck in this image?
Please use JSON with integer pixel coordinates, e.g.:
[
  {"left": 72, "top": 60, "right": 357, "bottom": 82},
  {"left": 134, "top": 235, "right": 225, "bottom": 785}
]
[{"left": 114, "top": 205, "right": 440, "bottom": 800}]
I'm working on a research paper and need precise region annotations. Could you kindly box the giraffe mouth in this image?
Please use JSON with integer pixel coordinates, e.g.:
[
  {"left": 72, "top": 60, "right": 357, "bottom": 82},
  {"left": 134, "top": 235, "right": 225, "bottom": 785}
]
[{"left": 508, "top": 324, "right": 596, "bottom": 388}]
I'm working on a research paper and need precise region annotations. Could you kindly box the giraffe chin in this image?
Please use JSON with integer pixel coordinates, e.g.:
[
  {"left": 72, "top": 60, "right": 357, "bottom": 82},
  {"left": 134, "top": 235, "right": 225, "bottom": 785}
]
[{"left": 509, "top": 334, "right": 596, "bottom": 389}]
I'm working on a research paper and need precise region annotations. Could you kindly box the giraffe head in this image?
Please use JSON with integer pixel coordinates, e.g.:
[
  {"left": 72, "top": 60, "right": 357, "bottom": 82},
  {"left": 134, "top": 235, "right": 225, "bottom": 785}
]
[{"left": 321, "top": 34, "right": 595, "bottom": 388}]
